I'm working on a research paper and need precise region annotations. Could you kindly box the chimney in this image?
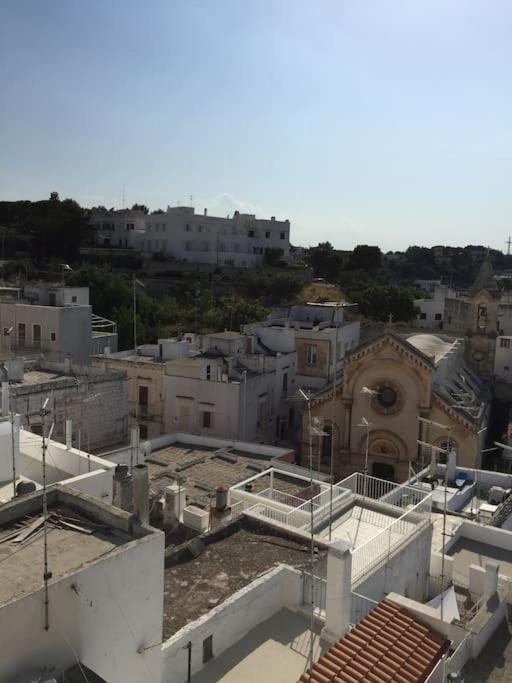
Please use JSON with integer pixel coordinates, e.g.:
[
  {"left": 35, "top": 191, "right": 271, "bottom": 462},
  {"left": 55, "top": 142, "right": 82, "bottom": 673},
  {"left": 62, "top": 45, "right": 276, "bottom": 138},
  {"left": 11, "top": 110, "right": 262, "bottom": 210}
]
[
  {"left": 65, "top": 419, "right": 73, "bottom": 449},
  {"left": 131, "top": 425, "right": 140, "bottom": 465},
  {"left": 1, "top": 381, "right": 9, "bottom": 416},
  {"left": 133, "top": 464, "right": 149, "bottom": 524},
  {"left": 164, "top": 483, "right": 186, "bottom": 527},
  {"left": 113, "top": 464, "right": 132, "bottom": 512},
  {"left": 321, "top": 539, "right": 352, "bottom": 644},
  {"left": 204, "top": 208, "right": 207, "bottom": 216},
  {"left": 483, "top": 562, "right": 499, "bottom": 598}
]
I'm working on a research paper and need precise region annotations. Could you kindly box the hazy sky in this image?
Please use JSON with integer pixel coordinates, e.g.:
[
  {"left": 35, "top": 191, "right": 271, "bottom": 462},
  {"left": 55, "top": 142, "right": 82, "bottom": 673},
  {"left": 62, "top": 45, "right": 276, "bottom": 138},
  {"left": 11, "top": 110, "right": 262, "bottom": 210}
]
[{"left": 1, "top": 1, "right": 512, "bottom": 252}]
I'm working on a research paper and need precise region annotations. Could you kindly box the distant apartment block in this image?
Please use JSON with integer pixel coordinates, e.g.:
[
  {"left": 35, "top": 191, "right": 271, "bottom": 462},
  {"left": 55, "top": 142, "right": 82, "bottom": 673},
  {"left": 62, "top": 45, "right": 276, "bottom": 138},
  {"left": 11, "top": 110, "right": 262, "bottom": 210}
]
[
  {"left": 414, "top": 284, "right": 455, "bottom": 329},
  {"left": 0, "top": 284, "right": 117, "bottom": 365},
  {"left": 144, "top": 206, "right": 290, "bottom": 267},
  {"left": 244, "top": 302, "right": 360, "bottom": 390},
  {"left": 90, "top": 207, "right": 147, "bottom": 249}
]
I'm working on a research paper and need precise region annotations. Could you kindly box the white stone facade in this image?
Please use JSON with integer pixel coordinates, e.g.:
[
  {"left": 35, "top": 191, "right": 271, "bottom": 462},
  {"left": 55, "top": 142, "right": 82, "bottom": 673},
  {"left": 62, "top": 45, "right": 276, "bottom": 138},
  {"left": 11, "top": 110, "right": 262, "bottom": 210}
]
[{"left": 144, "top": 206, "right": 290, "bottom": 266}]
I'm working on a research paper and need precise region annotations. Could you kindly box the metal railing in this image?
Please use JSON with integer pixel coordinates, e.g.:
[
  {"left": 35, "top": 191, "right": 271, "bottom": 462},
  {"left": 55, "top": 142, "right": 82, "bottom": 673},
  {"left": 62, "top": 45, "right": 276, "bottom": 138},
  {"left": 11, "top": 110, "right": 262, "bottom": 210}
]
[
  {"left": 337, "top": 472, "right": 432, "bottom": 515},
  {"left": 351, "top": 592, "right": 378, "bottom": 625},
  {"left": 302, "top": 571, "right": 327, "bottom": 613},
  {"left": 351, "top": 502, "right": 429, "bottom": 584}
]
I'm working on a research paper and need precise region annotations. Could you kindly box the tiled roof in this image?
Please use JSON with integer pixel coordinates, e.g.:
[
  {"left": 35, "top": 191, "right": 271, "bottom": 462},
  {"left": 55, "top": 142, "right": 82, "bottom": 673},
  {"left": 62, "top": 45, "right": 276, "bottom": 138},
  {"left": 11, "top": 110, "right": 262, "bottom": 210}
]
[{"left": 298, "top": 599, "right": 450, "bottom": 683}]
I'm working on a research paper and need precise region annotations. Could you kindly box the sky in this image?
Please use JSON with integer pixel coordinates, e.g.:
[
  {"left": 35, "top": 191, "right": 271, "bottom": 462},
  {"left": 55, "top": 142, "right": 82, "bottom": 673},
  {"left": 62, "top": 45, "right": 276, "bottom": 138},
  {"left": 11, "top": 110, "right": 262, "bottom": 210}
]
[{"left": 1, "top": 1, "right": 512, "bottom": 252}]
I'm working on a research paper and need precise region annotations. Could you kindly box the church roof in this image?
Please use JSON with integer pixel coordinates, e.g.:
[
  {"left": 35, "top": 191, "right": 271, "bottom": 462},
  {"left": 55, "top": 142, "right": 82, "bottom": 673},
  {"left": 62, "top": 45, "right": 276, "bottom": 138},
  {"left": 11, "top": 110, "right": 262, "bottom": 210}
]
[
  {"left": 470, "top": 253, "right": 499, "bottom": 296},
  {"left": 406, "top": 334, "right": 457, "bottom": 364}
]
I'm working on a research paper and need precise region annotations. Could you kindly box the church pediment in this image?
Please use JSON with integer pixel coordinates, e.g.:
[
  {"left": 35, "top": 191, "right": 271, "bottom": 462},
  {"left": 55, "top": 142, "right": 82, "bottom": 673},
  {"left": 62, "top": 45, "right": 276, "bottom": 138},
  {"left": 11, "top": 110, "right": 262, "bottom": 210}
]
[{"left": 346, "top": 332, "right": 434, "bottom": 374}]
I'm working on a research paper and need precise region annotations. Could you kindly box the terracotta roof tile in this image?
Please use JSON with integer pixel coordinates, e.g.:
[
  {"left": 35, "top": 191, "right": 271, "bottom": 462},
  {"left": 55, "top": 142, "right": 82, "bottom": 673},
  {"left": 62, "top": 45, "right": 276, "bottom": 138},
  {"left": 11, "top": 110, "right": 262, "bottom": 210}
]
[{"left": 298, "top": 599, "right": 450, "bottom": 683}]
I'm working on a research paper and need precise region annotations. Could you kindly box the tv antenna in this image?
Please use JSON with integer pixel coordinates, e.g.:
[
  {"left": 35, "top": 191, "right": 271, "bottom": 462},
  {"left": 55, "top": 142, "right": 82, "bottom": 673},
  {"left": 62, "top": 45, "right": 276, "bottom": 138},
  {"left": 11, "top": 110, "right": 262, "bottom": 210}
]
[
  {"left": 506, "top": 236, "right": 511, "bottom": 256},
  {"left": 40, "top": 397, "right": 54, "bottom": 631}
]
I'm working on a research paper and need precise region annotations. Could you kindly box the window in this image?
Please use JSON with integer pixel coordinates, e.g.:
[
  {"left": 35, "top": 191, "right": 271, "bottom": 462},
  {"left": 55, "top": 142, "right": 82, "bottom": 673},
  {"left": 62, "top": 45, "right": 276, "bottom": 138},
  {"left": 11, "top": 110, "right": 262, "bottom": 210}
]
[
  {"left": 265, "top": 231, "right": 270, "bottom": 238},
  {"left": 280, "top": 232, "right": 285, "bottom": 239},
  {"left": 201, "top": 411, "right": 212, "bottom": 428},
  {"left": 138, "top": 385, "right": 148, "bottom": 407},
  {"left": 501, "top": 338, "right": 511, "bottom": 349},
  {"left": 306, "top": 344, "right": 317, "bottom": 365},
  {"left": 420, "top": 313, "right": 427, "bottom": 320},
  {"left": 155, "top": 224, "right": 159, "bottom": 232},
  {"left": 18, "top": 323, "right": 26, "bottom": 347},
  {"left": 185, "top": 224, "right": 191, "bottom": 232},
  {"left": 161, "top": 239, "right": 167, "bottom": 250},
  {"left": 49, "top": 292, "right": 56, "bottom": 306},
  {"left": 435, "top": 313, "right": 442, "bottom": 321},
  {"left": 198, "top": 225, "right": 202, "bottom": 232},
  {"left": 282, "top": 372, "right": 288, "bottom": 392},
  {"left": 206, "top": 365, "right": 211, "bottom": 381},
  {"left": 203, "top": 635, "right": 213, "bottom": 663},
  {"left": 50, "top": 332, "right": 56, "bottom": 342},
  {"left": 72, "top": 295, "right": 77, "bottom": 303},
  {"left": 505, "top": 366, "right": 510, "bottom": 371},
  {"left": 33, "top": 324, "right": 41, "bottom": 349},
  {"left": 139, "top": 424, "right": 148, "bottom": 440},
  {"left": 448, "top": 316, "right": 452, "bottom": 324},
  {"left": 248, "top": 230, "right": 254, "bottom": 238},
  {"left": 185, "top": 241, "right": 191, "bottom": 251}
]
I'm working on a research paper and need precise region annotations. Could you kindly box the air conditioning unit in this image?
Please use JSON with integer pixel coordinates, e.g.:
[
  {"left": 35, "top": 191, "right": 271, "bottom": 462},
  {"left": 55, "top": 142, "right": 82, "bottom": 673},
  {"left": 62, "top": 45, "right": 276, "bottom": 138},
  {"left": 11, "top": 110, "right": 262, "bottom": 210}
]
[{"left": 489, "top": 486, "right": 508, "bottom": 505}]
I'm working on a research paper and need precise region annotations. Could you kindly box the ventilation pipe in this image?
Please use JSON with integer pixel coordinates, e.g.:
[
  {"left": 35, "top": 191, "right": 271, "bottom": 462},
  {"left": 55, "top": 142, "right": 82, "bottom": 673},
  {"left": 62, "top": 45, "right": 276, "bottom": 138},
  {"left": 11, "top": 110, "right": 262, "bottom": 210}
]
[
  {"left": 113, "top": 464, "right": 132, "bottom": 512},
  {"left": 133, "top": 464, "right": 149, "bottom": 524}
]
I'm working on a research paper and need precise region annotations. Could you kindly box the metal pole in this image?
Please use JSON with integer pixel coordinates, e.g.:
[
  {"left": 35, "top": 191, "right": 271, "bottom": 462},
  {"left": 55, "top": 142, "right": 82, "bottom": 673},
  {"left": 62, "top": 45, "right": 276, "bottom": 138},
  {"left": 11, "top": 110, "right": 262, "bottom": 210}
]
[
  {"left": 307, "top": 395, "right": 315, "bottom": 682},
  {"left": 440, "top": 428, "right": 451, "bottom": 624},
  {"left": 185, "top": 640, "right": 192, "bottom": 683},
  {"left": 10, "top": 408, "right": 16, "bottom": 499},
  {"left": 41, "top": 407, "right": 51, "bottom": 631},
  {"left": 133, "top": 275, "right": 139, "bottom": 471},
  {"left": 363, "top": 422, "right": 370, "bottom": 498},
  {"left": 328, "top": 311, "right": 339, "bottom": 541}
]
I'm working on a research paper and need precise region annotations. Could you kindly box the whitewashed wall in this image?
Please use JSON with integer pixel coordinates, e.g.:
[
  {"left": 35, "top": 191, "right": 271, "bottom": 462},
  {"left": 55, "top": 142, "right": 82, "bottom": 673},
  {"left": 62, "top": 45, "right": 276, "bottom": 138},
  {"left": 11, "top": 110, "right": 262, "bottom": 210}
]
[{"left": 162, "top": 565, "right": 302, "bottom": 683}]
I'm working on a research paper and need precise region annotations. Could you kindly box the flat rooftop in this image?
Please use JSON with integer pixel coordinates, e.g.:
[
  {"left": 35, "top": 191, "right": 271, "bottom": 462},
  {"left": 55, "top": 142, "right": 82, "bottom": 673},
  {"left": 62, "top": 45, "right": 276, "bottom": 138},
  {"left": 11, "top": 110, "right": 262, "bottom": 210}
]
[
  {"left": 0, "top": 486, "right": 155, "bottom": 607},
  {"left": 317, "top": 504, "right": 416, "bottom": 548},
  {"left": 164, "top": 527, "right": 324, "bottom": 638},
  {"left": 447, "top": 536, "right": 512, "bottom": 585},
  {"left": 462, "top": 616, "right": 512, "bottom": 682},
  {"left": 192, "top": 608, "right": 321, "bottom": 683},
  {"left": 147, "top": 442, "right": 302, "bottom": 508}
]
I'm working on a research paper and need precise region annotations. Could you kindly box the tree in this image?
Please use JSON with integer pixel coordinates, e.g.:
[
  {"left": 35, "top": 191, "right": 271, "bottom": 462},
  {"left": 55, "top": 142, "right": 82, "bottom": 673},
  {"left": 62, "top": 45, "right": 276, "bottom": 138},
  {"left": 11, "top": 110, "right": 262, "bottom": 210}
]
[
  {"left": 131, "top": 203, "right": 149, "bottom": 214},
  {"left": 263, "top": 247, "right": 285, "bottom": 267},
  {"left": 349, "top": 245, "right": 382, "bottom": 271},
  {"left": 49, "top": 191, "right": 60, "bottom": 201},
  {"left": 309, "top": 242, "right": 344, "bottom": 281},
  {"left": 357, "top": 285, "right": 418, "bottom": 322}
]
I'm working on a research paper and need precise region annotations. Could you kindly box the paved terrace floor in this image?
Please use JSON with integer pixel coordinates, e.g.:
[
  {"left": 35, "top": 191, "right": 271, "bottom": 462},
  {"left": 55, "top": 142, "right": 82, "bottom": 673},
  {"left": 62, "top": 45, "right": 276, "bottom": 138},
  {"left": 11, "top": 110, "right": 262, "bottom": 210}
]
[
  {"left": 317, "top": 505, "right": 416, "bottom": 548},
  {"left": 463, "top": 607, "right": 512, "bottom": 682},
  {"left": 164, "top": 528, "right": 325, "bottom": 638},
  {"left": 192, "top": 608, "right": 322, "bottom": 683},
  {"left": 446, "top": 537, "right": 512, "bottom": 586}
]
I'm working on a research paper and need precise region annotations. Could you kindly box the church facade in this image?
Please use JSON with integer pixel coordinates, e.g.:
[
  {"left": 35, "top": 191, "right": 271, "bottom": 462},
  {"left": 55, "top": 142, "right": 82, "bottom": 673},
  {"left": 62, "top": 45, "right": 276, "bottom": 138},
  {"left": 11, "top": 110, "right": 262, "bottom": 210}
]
[{"left": 300, "top": 332, "right": 489, "bottom": 483}]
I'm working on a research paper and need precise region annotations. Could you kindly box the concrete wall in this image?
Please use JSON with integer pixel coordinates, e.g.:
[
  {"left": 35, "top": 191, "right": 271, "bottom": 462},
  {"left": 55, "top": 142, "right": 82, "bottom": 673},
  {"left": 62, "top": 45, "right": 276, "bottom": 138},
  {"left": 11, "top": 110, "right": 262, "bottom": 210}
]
[
  {"left": 0, "top": 522, "right": 164, "bottom": 683},
  {"left": 354, "top": 522, "right": 432, "bottom": 602},
  {"left": 162, "top": 564, "right": 302, "bottom": 683},
  {"left": 0, "top": 302, "right": 92, "bottom": 364},
  {"left": 20, "top": 430, "right": 115, "bottom": 502}
]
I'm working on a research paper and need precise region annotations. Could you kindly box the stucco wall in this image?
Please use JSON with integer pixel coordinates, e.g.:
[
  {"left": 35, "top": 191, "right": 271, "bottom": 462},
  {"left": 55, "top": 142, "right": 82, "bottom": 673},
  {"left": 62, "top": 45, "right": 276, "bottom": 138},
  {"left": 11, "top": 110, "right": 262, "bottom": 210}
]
[
  {"left": 162, "top": 564, "right": 302, "bottom": 683},
  {"left": 0, "top": 530, "right": 164, "bottom": 683}
]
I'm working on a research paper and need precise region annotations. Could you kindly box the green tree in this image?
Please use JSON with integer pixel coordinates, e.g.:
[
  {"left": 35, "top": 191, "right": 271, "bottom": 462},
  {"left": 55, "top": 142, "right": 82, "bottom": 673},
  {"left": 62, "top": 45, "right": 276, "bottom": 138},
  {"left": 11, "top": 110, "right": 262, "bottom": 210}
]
[{"left": 349, "top": 245, "right": 382, "bottom": 271}]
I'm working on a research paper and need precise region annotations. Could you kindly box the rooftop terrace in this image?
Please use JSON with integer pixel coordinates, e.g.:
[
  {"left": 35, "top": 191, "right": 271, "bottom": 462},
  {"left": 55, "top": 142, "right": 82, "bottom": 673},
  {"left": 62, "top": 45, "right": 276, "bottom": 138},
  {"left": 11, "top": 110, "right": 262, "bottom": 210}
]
[
  {"left": 163, "top": 526, "right": 322, "bottom": 638},
  {"left": 0, "top": 486, "right": 155, "bottom": 608}
]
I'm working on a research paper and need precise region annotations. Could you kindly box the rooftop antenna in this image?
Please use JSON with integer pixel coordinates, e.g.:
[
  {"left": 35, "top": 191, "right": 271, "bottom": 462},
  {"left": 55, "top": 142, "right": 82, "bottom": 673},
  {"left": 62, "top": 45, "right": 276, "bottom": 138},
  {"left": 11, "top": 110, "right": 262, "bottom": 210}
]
[
  {"left": 507, "top": 237, "right": 511, "bottom": 256},
  {"left": 40, "top": 396, "right": 54, "bottom": 631},
  {"left": 122, "top": 184, "right": 125, "bottom": 210},
  {"left": 298, "top": 388, "right": 316, "bottom": 682},
  {"left": 328, "top": 310, "right": 340, "bottom": 541}
]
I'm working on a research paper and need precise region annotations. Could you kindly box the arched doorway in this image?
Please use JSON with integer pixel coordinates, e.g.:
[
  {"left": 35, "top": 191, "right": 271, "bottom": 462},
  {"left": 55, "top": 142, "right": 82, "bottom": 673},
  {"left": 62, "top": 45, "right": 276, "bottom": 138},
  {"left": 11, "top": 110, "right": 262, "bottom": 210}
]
[{"left": 372, "top": 462, "right": 396, "bottom": 481}]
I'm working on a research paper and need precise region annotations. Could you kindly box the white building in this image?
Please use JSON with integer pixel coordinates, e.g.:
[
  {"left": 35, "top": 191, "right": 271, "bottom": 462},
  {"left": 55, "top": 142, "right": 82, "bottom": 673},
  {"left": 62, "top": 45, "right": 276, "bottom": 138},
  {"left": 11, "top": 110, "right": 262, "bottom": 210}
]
[
  {"left": 164, "top": 331, "right": 297, "bottom": 442},
  {"left": 90, "top": 207, "right": 147, "bottom": 249},
  {"left": 0, "top": 484, "right": 164, "bottom": 683},
  {"left": 495, "top": 335, "right": 512, "bottom": 382},
  {"left": 415, "top": 284, "right": 456, "bottom": 329},
  {"left": 0, "top": 284, "right": 117, "bottom": 365},
  {"left": 0, "top": 418, "right": 117, "bottom": 505},
  {"left": 144, "top": 205, "right": 290, "bottom": 266},
  {"left": 244, "top": 302, "right": 360, "bottom": 390}
]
